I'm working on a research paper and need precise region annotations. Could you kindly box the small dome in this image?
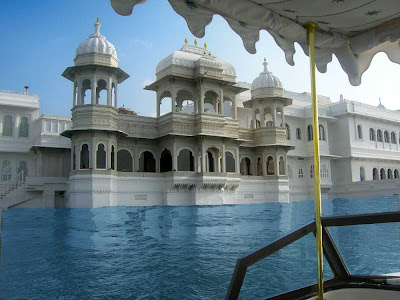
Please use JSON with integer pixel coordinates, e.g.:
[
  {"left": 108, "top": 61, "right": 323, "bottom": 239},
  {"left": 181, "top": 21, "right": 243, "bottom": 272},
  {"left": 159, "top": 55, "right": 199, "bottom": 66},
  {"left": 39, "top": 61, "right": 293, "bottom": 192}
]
[
  {"left": 251, "top": 59, "right": 282, "bottom": 90},
  {"left": 74, "top": 20, "right": 118, "bottom": 67},
  {"left": 377, "top": 98, "right": 385, "bottom": 109},
  {"left": 156, "top": 44, "right": 236, "bottom": 80}
]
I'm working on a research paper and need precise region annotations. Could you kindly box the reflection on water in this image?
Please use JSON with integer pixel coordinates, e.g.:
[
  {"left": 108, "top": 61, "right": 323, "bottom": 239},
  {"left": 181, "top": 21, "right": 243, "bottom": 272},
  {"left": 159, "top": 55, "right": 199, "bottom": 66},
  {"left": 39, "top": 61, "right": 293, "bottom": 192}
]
[{"left": 0, "top": 196, "right": 399, "bottom": 299}]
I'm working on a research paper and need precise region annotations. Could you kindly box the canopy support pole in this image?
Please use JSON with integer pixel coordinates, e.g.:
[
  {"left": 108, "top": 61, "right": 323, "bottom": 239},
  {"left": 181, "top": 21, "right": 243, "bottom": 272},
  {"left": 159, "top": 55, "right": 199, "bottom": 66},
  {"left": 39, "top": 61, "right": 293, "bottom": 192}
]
[{"left": 305, "top": 22, "right": 324, "bottom": 300}]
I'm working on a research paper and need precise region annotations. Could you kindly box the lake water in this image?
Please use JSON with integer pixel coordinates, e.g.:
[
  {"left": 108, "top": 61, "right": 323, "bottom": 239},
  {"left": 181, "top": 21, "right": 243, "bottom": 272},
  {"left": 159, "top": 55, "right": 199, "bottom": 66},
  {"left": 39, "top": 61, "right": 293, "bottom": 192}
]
[{"left": 1, "top": 196, "right": 399, "bottom": 299}]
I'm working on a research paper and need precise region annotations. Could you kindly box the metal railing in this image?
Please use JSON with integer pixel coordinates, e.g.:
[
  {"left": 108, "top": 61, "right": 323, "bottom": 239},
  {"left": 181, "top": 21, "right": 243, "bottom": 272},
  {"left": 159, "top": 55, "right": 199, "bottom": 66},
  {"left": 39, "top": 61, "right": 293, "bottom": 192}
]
[
  {"left": 225, "top": 210, "right": 400, "bottom": 300},
  {"left": 0, "top": 171, "right": 25, "bottom": 200}
]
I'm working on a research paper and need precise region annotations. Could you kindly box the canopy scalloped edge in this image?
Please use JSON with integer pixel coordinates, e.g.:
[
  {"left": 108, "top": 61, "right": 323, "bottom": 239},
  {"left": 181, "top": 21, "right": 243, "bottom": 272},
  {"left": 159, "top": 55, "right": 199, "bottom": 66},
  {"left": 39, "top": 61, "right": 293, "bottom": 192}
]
[{"left": 110, "top": 0, "right": 400, "bottom": 86}]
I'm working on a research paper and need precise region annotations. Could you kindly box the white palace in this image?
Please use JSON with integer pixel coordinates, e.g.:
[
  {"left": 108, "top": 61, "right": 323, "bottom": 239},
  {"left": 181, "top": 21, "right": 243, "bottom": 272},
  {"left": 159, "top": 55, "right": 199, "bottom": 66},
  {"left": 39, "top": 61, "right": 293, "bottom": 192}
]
[{"left": 1, "top": 21, "right": 400, "bottom": 209}]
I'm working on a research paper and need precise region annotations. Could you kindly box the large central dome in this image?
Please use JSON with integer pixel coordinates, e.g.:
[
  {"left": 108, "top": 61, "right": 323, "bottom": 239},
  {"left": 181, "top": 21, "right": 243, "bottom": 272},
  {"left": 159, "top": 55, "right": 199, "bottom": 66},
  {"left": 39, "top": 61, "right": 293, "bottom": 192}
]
[
  {"left": 74, "top": 19, "right": 118, "bottom": 67},
  {"left": 155, "top": 43, "right": 236, "bottom": 82}
]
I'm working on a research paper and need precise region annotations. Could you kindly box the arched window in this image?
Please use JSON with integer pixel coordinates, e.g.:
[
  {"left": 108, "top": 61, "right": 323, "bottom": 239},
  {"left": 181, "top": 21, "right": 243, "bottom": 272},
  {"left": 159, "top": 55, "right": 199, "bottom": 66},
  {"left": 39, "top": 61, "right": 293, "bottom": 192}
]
[
  {"left": 373, "top": 168, "right": 379, "bottom": 180},
  {"left": 139, "top": 151, "right": 155, "bottom": 172},
  {"left": 1, "top": 160, "right": 12, "bottom": 181},
  {"left": 96, "top": 79, "right": 108, "bottom": 105},
  {"left": 296, "top": 128, "right": 301, "bottom": 140},
  {"left": 285, "top": 124, "right": 290, "bottom": 140},
  {"left": 177, "top": 149, "right": 194, "bottom": 171},
  {"left": 257, "top": 157, "right": 262, "bottom": 176},
  {"left": 111, "top": 146, "right": 115, "bottom": 170},
  {"left": 384, "top": 130, "right": 389, "bottom": 143},
  {"left": 96, "top": 143, "right": 106, "bottom": 169},
  {"left": 369, "top": 128, "right": 376, "bottom": 141},
  {"left": 266, "top": 156, "right": 274, "bottom": 175},
  {"left": 160, "top": 149, "right": 173, "bottom": 172},
  {"left": 357, "top": 125, "right": 363, "bottom": 139},
  {"left": 279, "top": 156, "right": 285, "bottom": 175},
  {"left": 3, "top": 116, "right": 13, "bottom": 137},
  {"left": 380, "top": 168, "right": 386, "bottom": 180},
  {"left": 80, "top": 144, "right": 90, "bottom": 169},
  {"left": 204, "top": 90, "right": 219, "bottom": 114},
  {"left": 225, "top": 152, "right": 235, "bottom": 173},
  {"left": 240, "top": 157, "right": 252, "bottom": 175},
  {"left": 81, "top": 79, "right": 92, "bottom": 104},
  {"left": 19, "top": 117, "right": 29, "bottom": 137},
  {"left": 117, "top": 149, "right": 133, "bottom": 172},
  {"left": 307, "top": 125, "right": 313, "bottom": 141},
  {"left": 395, "top": 169, "right": 399, "bottom": 179},
  {"left": 388, "top": 169, "right": 393, "bottom": 179},
  {"left": 360, "top": 167, "right": 365, "bottom": 182},
  {"left": 391, "top": 132, "right": 396, "bottom": 144},
  {"left": 377, "top": 129, "right": 383, "bottom": 142},
  {"left": 223, "top": 97, "right": 233, "bottom": 118},
  {"left": 176, "top": 90, "right": 195, "bottom": 114},
  {"left": 159, "top": 91, "right": 172, "bottom": 116},
  {"left": 17, "top": 161, "right": 28, "bottom": 182},
  {"left": 319, "top": 125, "right": 325, "bottom": 141},
  {"left": 72, "top": 145, "right": 76, "bottom": 170}
]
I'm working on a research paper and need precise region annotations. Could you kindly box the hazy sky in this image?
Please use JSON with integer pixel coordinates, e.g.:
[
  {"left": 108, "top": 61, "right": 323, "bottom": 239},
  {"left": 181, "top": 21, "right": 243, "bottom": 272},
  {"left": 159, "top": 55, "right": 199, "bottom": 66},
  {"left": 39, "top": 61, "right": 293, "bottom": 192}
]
[{"left": 1, "top": 0, "right": 400, "bottom": 117}]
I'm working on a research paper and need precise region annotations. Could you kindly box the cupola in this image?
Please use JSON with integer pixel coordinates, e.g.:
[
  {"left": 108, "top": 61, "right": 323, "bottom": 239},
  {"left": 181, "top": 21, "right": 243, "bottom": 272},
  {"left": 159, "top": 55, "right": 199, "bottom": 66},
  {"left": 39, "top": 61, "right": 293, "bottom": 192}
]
[
  {"left": 251, "top": 59, "right": 283, "bottom": 98},
  {"left": 74, "top": 19, "right": 118, "bottom": 67}
]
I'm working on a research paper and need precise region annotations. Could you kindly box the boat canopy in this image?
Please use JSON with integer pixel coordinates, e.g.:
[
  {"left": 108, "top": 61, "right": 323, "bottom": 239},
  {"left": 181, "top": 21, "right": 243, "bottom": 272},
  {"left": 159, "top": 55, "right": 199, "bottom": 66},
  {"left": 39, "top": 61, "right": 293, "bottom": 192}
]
[{"left": 111, "top": 0, "right": 400, "bottom": 86}]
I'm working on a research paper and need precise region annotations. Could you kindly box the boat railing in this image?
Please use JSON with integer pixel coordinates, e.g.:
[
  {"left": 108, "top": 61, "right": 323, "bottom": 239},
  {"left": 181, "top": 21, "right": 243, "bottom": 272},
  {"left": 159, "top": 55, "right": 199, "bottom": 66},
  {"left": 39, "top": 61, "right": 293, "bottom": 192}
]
[
  {"left": 0, "top": 171, "right": 25, "bottom": 200},
  {"left": 226, "top": 210, "right": 400, "bottom": 300}
]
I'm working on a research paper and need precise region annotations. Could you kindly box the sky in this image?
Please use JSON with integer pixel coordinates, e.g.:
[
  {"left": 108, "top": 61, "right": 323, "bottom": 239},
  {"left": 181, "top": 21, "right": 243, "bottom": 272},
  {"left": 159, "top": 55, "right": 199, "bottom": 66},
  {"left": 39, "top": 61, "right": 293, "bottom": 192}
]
[{"left": 1, "top": 0, "right": 400, "bottom": 117}]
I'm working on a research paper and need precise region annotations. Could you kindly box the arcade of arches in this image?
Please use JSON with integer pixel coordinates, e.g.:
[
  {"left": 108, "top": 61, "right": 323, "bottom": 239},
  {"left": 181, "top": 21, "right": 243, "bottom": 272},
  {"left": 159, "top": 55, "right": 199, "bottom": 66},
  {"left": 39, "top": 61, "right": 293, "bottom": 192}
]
[{"left": 73, "top": 142, "right": 287, "bottom": 176}]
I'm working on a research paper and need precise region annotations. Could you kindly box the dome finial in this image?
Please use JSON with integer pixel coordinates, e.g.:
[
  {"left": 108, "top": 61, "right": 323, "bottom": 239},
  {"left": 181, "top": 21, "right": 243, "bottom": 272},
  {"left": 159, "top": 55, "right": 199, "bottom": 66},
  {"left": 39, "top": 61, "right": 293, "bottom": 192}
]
[
  {"left": 194, "top": 39, "right": 198, "bottom": 46},
  {"left": 94, "top": 18, "right": 101, "bottom": 36},
  {"left": 263, "top": 57, "right": 268, "bottom": 73},
  {"left": 184, "top": 38, "right": 188, "bottom": 45}
]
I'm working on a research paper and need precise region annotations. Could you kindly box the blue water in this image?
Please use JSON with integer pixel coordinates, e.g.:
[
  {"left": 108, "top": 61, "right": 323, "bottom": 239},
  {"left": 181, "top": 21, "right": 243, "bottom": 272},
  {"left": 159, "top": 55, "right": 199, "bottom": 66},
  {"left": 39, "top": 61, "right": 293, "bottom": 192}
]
[{"left": 1, "top": 197, "right": 399, "bottom": 299}]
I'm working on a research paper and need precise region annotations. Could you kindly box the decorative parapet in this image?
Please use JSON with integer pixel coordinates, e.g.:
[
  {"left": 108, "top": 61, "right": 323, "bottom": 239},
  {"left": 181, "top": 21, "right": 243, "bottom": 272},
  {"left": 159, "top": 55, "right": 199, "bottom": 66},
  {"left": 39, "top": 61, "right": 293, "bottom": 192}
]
[
  {"left": 0, "top": 89, "right": 39, "bottom": 98},
  {"left": 40, "top": 114, "right": 71, "bottom": 121}
]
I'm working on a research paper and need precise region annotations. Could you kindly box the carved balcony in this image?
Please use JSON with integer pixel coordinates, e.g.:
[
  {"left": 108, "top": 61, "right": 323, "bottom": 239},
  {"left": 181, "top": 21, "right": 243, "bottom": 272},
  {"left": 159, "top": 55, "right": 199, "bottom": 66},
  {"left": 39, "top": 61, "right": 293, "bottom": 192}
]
[{"left": 253, "top": 127, "right": 287, "bottom": 146}]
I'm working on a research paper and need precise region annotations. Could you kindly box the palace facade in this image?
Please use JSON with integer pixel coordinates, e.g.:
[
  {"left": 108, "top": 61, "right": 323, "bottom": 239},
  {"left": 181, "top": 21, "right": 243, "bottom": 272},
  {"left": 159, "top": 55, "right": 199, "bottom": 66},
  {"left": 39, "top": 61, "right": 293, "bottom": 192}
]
[{"left": 1, "top": 21, "right": 400, "bottom": 208}]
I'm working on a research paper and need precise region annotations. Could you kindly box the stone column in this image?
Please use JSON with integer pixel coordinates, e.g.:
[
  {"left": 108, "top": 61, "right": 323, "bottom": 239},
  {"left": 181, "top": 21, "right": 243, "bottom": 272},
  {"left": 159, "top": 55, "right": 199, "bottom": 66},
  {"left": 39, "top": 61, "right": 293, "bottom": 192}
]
[
  {"left": 272, "top": 104, "right": 277, "bottom": 127},
  {"left": 90, "top": 141, "right": 96, "bottom": 169},
  {"left": 173, "top": 143, "right": 178, "bottom": 171},
  {"left": 107, "top": 142, "right": 112, "bottom": 170},
  {"left": 199, "top": 89, "right": 204, "bottom": 113},
  {"left": 107, "top": 79, "right": 112, "bottom": 106},
  {"left": 281, "top": 105, "right": 286, "bottom": 127},
  {"left": 72, "top": 81, "right": 77, "bottom": 107},
  {"left": 91, "top": 76, "right": 96, "bottom": 105},
  {"left": 275, "top": 153, "right": 280, "bottom": 176},
  {"left": 114, "top": 84, "right": 118, "bottom": 108},
  {"left": 77, "top": 80, "right": 82, "bottom": 105},
  {"left": 260, "top": 106, "right": 265, "bottom": 127},
  {"left": 201, "top": 141, "right": 206, "bottom": 172},
  {"left": 233, "top": 97, "right": 238, "bottom": 119},
  {"left": 261, "top": 152, "right": 267, "bottom": 176},
  {"left": 235, "top": 147, "right": 240, "bottom": 174},
  {"left": 252, "top": 109, "right": 256, "bottom": 129},
  {"left": 156, "top": 97, "right": 161, "bottom": 118},
  {"left": 262, "top": 155, "right": 267, "bottom": 176},
  {"left": 222, "top": 144, "right": 226, "bottom": 173},
  {"left": 219, "top": 90, "right": 224, "bottom": 115}
]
